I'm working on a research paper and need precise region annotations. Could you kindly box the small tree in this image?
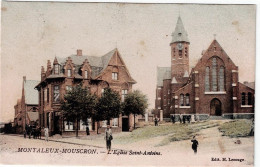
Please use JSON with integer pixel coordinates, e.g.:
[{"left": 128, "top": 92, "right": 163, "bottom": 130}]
[
  {"left": 60, "top": 84, "right": 97, "bottom": 137},
  {"left": 95, "top": 88, "right": 122, "bottom": 134},
  {"left": 122, "top": 90, "right": 148, "bottom": 129}
]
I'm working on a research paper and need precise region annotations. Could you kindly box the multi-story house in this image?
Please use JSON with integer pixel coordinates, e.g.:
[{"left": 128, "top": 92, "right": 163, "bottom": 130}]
[{"left": 35, "top": 48, "right": 136, "bottom": 136}]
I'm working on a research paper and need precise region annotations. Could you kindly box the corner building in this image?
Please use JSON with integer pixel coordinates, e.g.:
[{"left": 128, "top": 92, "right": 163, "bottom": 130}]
[
  {"left": 155, "top": 17, "right": 254, "bottom": 120},
  {"left": 36, "top": 48, "right": 136, "bottom": 136}
]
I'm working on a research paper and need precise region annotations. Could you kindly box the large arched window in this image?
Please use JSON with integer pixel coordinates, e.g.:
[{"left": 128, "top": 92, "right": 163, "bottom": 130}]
[
  {"left": 185, "top": 93, "right": 190, "bottom": 106},
  {"left": 205, "top": 57, "right": 225, "bottom": 92},
  {"left": 248, "top": 92, "right": 252, "bottom": 105},
  {"left": 241, "top": 92, "right": 246, "bottom": 105},
  {"left": 180, "top": 94, "right": 184, "bottom": 106},
  {"left": 205, "top": 67, "right": 210, "bottom": 91}
]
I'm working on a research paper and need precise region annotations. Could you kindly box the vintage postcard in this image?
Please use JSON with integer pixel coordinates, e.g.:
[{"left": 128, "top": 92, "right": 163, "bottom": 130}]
[{"left": 0, "top": 1, "right": 257, "bottom": 166}]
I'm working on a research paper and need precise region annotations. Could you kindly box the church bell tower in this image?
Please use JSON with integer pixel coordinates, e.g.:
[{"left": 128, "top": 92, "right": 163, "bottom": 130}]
[{"left": 170, "top": 16, "right": 190, "bottom": 79}]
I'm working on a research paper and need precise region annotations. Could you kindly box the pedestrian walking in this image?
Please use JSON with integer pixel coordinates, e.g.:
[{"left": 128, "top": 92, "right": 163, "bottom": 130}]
[
  {"left": 28, "top": 125, "right": 32, "bottom": 139},
  {"left": 191, "top": 136, "right": 199, "bottom": 154},
  {"left": 154, "top": 116, "right": 159, "bottom": 126},
  {"left": 86, "top": 126, "right": 90, "bottom": 136},
  {"left": 171, "top": 115, "right": 175, "bottom": 124},
  {"left": 44, "top": 127, "right": 49, "bottom": 142},
  {"left": 105, "top": 125, "right": 112, "bottom": 154}
]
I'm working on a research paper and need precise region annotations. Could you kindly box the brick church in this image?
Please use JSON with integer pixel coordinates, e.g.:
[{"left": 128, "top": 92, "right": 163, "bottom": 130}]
[
  {"left": 155, "top": 16, "right": 255, "bottom": 120},
  {"left": 35, "top": 49, "right": 136, "bottom": 136}
]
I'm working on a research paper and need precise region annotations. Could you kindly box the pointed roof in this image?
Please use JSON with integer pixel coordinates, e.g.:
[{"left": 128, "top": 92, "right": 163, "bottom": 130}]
[
  {"left": 183, "top": 71, "right": 189, "bottom": 77},
  {"left": 171, "top": 77, "right": 178, "bottom": 84},
  {"left": 171, "top": 16, "right": 189, "bottom": 44}
]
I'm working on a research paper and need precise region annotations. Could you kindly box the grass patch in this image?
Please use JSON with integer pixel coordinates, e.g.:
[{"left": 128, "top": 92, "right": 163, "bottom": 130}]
[
  {"left": 115, "top": 121, "right": 220, "bottom": 146},
  {"left": 218, "top": 119, "right": 252, "bottom": 138}
]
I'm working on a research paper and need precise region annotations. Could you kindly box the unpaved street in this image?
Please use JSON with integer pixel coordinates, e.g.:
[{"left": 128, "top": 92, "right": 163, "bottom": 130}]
[{"left": 0, "top": 122, "right": 254, "bottom": 166}]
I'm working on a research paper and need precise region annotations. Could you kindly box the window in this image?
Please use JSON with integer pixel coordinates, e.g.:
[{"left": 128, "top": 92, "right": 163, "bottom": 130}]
[
  {"left": 66, "top": 86, "right": 72, "bottom": 92},
  {"left": 186, "top": 94, "right": 190, "bottom": 106},
  {"left": 214, "top": 47, "right": 217, "bottom": 52},
  {"left": 44, "top": 88, "right": 47, "bottom": 103},
  {"left": 185, "top": 47, "right": 188, "bottom": 57},
  {"left": 53, "top": 85, "right": 60, "bottom": 102},
  {"left": 68, "top": 69, "right": 71, "bottom": 77},
  {"left": 180, "top": 94, "right": 184, "bottom": 106},
  {"left": 241, "top": 92, "right": 246, "bottom": 105},
  {"left": 47, "top": 88, "right": 49, "bottom": 103},
  {"left": 205, "top": 67, "right": 210, "bottom": 91},
  {"left": 85, "top": 70, "right": 88, "bottom": 78},
  {"left": 205, "top": 57, "right": 225, "bottom": 92},
  {"left": 248, "top": 92, "right": 252, "bottom": 105},
  {"left": 179, "top": 50, "right": 182, "bottom": 58},
  {"left": 212, "top": 58, "right": 217, "bottom": 91},
  {"left": 54, "top": 64, "right": 59, "bottom": 74},
  {"left": 112, "top": 72, "right": 118, "bottom": 80},
  {"left": 112, "top": 118, "right": 118, "bottom": 127},
  {"left": 168, "top": 89, "right": 170, "bottom": 94},
  {"left": 64, "top": 121, "right": 74, "bottom": 131},
  {"left": 122, "top": 89, "right": 128, "bottom": 102},
  {"left": 219, "top": 66, "right": 224, "bottom": 91},
  {"left": 102, "top": 120, "right": 107, "bottom": 127}
]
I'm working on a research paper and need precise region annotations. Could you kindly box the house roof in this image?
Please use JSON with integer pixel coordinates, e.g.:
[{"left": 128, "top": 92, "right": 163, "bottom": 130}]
[
  {"left": 24, "top": 80, "right": 40, "bottom": 105},
  {"left": 55, "top": 48, "right": 116, "bottom": 78},
  {"left": 171, "top": 16, "right": 189, "bottom": 44},
  {"left": 157, "top": 67, "right": 171, "bottom": 87},
  {"left": 242, "top": 82, "right": 255, "bottom": 90},
  {"left": 27, "top": 112, "right": 39, "bottom": 122}
]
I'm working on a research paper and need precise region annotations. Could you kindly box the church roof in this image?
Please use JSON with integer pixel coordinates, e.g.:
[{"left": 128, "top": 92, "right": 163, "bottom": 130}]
[
  {"left": 24, "top": 80, "right": 40, "bottom": 105},
  {"left": 171, "top": 16, "right": 189, "bottom": 44},
  {"left": 157, "top": 67, "right": 171, "bottom": 87}
]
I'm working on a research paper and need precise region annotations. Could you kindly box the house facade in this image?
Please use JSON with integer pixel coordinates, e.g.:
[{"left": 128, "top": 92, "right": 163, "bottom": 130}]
[
  {"left": 155, "top": 17, "right": 255, "bottom": 120},
  {"left": 35, "top": 48, "right": 137, "bottom": 136},
  {"left": 14, "top": 76, "right": 39, "bottom": 133}
]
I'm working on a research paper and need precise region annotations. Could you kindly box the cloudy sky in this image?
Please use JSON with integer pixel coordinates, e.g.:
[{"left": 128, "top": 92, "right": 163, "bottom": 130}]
[{"left": 1, "top": 2, "right": 256, "bottom": 122}]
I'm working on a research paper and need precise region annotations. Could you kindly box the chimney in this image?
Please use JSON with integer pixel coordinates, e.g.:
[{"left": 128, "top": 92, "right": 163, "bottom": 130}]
[
  {"left": 23, "top": 76, "right": 26, "bottom": 82},
  {"left": 77, "top": 49, "right": 82, "bottom": 56}
]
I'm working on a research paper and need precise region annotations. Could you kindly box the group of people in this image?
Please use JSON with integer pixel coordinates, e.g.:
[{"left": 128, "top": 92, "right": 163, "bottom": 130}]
[
  {"left": 24, "top": 124, "right": 49, "bottom": 142},
  {"left": 170, "top": 114, "right": 197, "bottom": 124}
]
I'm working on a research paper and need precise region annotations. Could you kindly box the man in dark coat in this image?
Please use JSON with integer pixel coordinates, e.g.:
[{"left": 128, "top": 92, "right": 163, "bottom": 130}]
[
  {"left": 105, "top": 125, "right": 112, "bottom": 154},
  {"left": 191, "top": 136, "right": 199, "bottom": 154}
]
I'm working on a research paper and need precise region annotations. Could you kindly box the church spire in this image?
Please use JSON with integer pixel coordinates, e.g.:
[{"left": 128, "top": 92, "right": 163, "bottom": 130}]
[{"left": 170, "top": 16, "right": 189, "bottom": 44}]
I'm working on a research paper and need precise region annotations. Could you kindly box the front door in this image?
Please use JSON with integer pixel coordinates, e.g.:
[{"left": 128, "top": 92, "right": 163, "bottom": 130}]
[
  {"left": 210, "top": 98, "right": 222, "bottom": 116},
  {"left": 54, "top": 115, "right": 61, "bottom": 134},
  {"left": 122, "top": 117, "right": 129, "bottom": 132}
]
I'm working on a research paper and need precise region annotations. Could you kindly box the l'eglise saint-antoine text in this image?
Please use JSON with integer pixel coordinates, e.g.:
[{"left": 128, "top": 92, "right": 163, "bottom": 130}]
[{"left": 112, "top": 150, "right": 161, "bottom": 156}]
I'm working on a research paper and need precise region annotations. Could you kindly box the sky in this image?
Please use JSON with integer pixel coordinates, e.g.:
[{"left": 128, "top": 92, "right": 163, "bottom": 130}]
[{"left": 1, "top": 2, "right": 256, "bottom": 122}]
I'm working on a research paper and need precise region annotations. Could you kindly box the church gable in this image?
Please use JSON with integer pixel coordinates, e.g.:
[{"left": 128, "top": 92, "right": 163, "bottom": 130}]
[{"left": 194, "top": 40, "right": 237, "bottom": 71}]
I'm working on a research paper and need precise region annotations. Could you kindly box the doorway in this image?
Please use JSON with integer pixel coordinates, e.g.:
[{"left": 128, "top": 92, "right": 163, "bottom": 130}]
[
  {"left": 122, "top": 117, "right": 129, "bottom": 132},
  {"left": 210, "top": 98, "right": 222, "bottom": 116}
]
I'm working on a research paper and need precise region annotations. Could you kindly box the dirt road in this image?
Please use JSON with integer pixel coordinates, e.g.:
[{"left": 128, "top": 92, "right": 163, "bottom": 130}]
[{"left": 0, "top": 123, "right": 254, "bottom": 166}]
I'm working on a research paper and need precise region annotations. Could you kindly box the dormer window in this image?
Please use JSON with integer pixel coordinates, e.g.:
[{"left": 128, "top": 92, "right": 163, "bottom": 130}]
[
  {"left": 85, "top": 70, "right": 88, "bottom": 79},
  {"left": 54, "top": 64, "right": 59, "bottom": 74},
  {"left": 112, "top": 72, "right": 118, "bottom": 80},
  {"left": 67, "top": 69, "right": 72, "bottom": 77}
]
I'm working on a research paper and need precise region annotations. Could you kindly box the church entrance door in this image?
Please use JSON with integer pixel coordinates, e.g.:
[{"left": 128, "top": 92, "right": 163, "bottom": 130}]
[{"left": 210, "top": 98, "right": 222, "bottom": 116}]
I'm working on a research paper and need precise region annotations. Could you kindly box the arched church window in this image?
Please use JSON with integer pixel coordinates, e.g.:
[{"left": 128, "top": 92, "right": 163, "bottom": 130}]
[
  {"left": 205, "top": 67, "right": 210, "bottom": 92},
  {"left": 241, "top": 92, "right": 246, "bottom": 105},
  {"left": 218, "top": 66, "right": 225, "bottom": 91},
  {"left": 212, "top": 58, "right": 217, "bottom": 91},
  {"left": 185, "top": 93, "right": 190, "bottom": 106},
  {"left": 248, "top": 92, "right": 252, "bottom": 105},
  {"left": 180, "top": 94, "right": 184, "bottom": 106}
]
